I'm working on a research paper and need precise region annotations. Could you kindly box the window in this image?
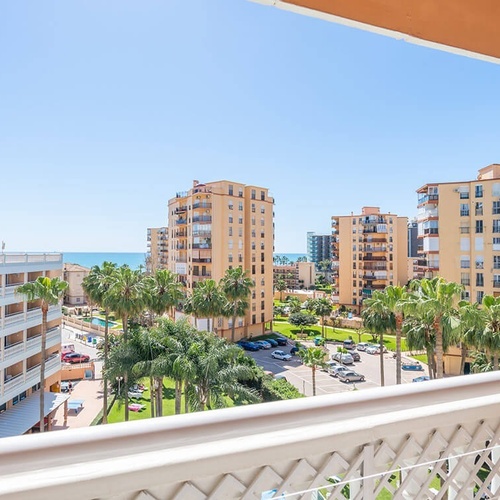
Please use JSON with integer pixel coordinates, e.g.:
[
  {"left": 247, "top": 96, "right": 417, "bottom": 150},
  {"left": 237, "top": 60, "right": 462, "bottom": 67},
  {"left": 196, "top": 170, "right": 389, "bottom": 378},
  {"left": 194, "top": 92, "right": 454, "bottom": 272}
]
[
  {"left": 251, "top": 203, "right": 255, "bottom": 213},
  {"left": 477, "top": 291, "right": 484, "bottom": 303},
  {"left": 476, "top": 220, "right": 483, "bottom": 233},
  {"left": 252, "top": 290, "right": 256, "bottom": 299},
  {"left": 476, "top": 256, "right": 484, "bottom": 269},
  {"left": 353, "top": 280, "right": 356, "bottom": 287},
  {"left": 494, "top": 237, "right": 500, "bottom": 251},
  {"left": 462, "top": 290, "right": 470, "bottom": 301},
  {"left": 475, "top": 184, "right": 483, "bottom": 198},
  {"left": 494, "top": 275, "right": 500, "bottom": 288},
  {"left": 261, "top": 217, "right": 265, "bottom": 226},
  {"left": 493, "top": 220, "right": 500, "bottom": 233},
  {"left": 251, "top": 217, "right": 255, "bottom": 225},
  {"left": 238, "top": 254, "right": 243, "bottom": 263},
  {"left": 228, "top": 254, "right": 233, "bottom": 263},
  {"left": 476, "top": 237, "right": 484, "bottom": 251},
  {"left": 238, "top": 239, "right": 243, "bottom": 249},
  {"left": 493, "top": 183, "right": 500, "bottom": 197},
  {"left": 459, "top": 189, "right": 469, "bottom": 199},
  {"left": 261, "top": 300, "right": 265, "bottom": 310},
  {"left": 251, "top": 189, "right": 256, "bottom": 199},
  {"left": 261, "top": 278, "right": 265, "bottom": 286},
  {"left": 238, "top": 227, "right": 243, "bottom": 237},
  {"left": 475, "top": 202, "right": 483, "bottom": 216},
  {"left": 251, "top": 229, "right": 256, "bottom": 238},
  {"left": 228, "top": 185, "right": 233, "bottom": 196},
  {"left": 229, "top": 215, "right": 233, "bottom": 223},
  {"left": 352, "top": 219, "right": 356, "bottom": 225},
  {"left": 252, "top": 265, "right": 255, "bottom": 274},
  {"left": 261, "top": 313, "right": 265, "bottom": 323},
  {"left": 251, "top": 241, "right": 256, "bottom": 250},
  {"left": 261, "top": 191, "right": 265, "bottom": 201},
  {"left": 228, "top": 227, "right": 233, "bottom": 236},
  {"left": 460, "top": 204, "right": 469, "bottom": 216},
  {"left": 252, "top": 314, "right": 256, "bottom": 324},
  {"left": 460, "top": 257, "right": 470, "bottom": 269},
  {"left": 261, "top": 265, "right": 265, "bottom": 274},
  {"left": 260, "top": 242, "right": 265, "bottom": 250},
  {"left": 494, "top": 256, "right": 500, "bottom": 269},
  {"left": 238, "top": 188, "right": 243, "bottom": 197},
  {"left": 476, "top": 273, "right": 484, "bottom": 287},
  {"left": 238, "top": 217, "right": 243, "bottom": 224},
  {"left": 261, "top": 206, "right": 265, "bottom": 214},
  {"left": 460, "top": 273, "right": 470, "bottom": 286},
  {"left": 352, "top": 244, "right": 356, "bottom": 251},
  {"left": 493, "top": 201, "right": 500, "bottom": 215},
  {"left": 238, "top": 201, "right": 243, "bottom": 211},
  {"left": 460, "top": 225, "right": 470, "bottom": 234},
  {"left": 261, "top": 290, "right": 265, "bottom": 298},
  {"left": 260, "top": 231, "right": 265, "bottom": 238},
  {"left": 228, "top": 239, "right": 233, "bottom": 249}
]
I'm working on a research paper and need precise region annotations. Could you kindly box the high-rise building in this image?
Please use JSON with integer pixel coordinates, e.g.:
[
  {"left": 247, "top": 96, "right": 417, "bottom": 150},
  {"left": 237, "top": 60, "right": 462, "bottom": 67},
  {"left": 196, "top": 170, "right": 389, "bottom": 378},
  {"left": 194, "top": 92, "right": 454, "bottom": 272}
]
[
  {"left": 306, "top": 232, "right": 332, "bottom": 265},
  {"left": 417, "top": 164, "right": 500, "bottom": 303},
  {"left": 63, "top": 263, "right": 90, "bottom": 305},
  {"left": 146, "top": 227, "right": 168, "bottom": 272},
  {"left": 0, "top": 253, "right": 64, "bottom": 435},
  {"left": 273, "top": 261, "right": 316, "bottom": 291},
  {"left": 168, "top": 180, "right": 274, "bottom": 339},
  {"left": 331, "top": 207, "right": 408, "bottom": 312},
  {"left": 407, "top": 219, "right": 419, "bottom": 258}
]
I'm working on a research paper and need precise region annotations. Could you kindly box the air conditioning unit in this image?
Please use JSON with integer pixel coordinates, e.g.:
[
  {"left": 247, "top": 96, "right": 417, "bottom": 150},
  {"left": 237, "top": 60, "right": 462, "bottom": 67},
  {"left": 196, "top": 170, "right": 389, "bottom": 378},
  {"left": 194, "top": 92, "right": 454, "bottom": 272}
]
[{"left": 453, "top": 189, "right": 459, "bottom": 193}]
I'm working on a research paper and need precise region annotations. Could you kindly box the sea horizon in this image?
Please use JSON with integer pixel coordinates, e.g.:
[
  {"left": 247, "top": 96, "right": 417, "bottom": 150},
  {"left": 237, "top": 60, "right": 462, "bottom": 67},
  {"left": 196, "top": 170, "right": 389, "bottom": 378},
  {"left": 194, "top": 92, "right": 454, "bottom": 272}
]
[{"left": 63, "top": 251, "right": 308, "bottom": 269}]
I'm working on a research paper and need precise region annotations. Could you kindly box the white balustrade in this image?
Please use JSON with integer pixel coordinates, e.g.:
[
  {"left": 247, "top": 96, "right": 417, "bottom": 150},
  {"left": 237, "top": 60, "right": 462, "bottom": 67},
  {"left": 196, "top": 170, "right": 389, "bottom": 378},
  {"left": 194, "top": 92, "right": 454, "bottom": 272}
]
[
  {"left": 3, "top": 374, "right": 24, "bottom": 395},
  {"left": 1, "top": 372, "right": 500, "bottom": 499},
  {"left": 3, "top": 342, "right": 25, "bottom": 360}
]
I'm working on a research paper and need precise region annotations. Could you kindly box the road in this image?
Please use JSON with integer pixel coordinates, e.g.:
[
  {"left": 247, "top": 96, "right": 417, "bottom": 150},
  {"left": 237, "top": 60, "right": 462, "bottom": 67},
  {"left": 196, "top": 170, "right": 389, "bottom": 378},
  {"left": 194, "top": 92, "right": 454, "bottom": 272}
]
[
  {"left": 248, "top": 342, "right": 429, "bottom": 397},
  {"left": 62, "top": 327, "right": 102, "bottom": 376}
]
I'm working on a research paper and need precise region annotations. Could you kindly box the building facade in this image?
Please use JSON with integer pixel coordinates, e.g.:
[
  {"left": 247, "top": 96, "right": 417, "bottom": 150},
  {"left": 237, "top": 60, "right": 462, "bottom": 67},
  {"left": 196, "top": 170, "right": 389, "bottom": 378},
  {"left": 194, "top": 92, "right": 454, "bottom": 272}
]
[
  {"left": 331, "top": 207, "right": 409, "bottom": 312},
  {"left": 273, "top": 261, "right": 316, "bottom": 291},
  {"left": 146, "top": 227, "right": 168, "bottom": 272},
  {"left": 63, "top": 263, "right": 90, "bottom": 305},
  {"left": 168, "top": 180, "right": 274, "bottom": 339},
  {"left": 306, "top": 232, "right": 332, "bottom": 265},
  {"left": 417, "top": 164, "right": 500, "bottom": 303},
  {"left": 0, "top": 253, "right": 63, "bottom": 433}
]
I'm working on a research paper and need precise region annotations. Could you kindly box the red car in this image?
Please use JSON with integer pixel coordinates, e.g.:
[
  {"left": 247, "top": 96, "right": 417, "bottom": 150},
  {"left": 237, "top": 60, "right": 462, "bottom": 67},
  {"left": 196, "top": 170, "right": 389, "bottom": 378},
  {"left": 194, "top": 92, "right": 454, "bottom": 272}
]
[{"left": 62, "top": 352, "right": 90, "bottom": 364}]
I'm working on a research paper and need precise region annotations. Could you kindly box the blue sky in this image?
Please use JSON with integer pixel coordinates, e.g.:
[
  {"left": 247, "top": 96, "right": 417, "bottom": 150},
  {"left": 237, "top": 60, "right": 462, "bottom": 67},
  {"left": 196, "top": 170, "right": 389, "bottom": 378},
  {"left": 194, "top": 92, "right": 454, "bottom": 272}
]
[{"left": 2, "top": 0, "right": 499, "bottom": 253}]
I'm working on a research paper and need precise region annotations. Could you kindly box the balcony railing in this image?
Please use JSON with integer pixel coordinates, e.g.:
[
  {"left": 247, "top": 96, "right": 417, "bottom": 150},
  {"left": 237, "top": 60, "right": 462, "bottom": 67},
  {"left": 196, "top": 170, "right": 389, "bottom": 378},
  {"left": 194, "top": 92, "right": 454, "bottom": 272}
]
[
  {"left": 192, "top": 258, "right": 212, "bottom": 263},
  {"left": 192, "top": 244, "right": 212, "bottom": 249},
  {"left": 174, "top": 206, "right": 188, "bottom": 214},
  {"left": 192, "top": 216, "right": 212, "bottom": 223},
  {"left": 192, "top": 202, "right": 212, "bottom": 209},
  {"left": 0, "top": 253, "right": 62, "bottom": 265},
  {"left": 2, "top": 373, "right": 500, "bottom": 499},
  {"left": 418, "top": 194, "right": 439, "bottom": 205}
]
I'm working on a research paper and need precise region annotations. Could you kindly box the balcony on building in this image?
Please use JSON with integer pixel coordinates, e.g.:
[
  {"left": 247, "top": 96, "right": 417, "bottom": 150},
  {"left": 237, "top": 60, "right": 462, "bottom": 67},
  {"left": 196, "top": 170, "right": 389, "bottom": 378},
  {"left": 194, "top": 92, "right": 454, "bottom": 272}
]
[
  {"left": 417, "top": 185, "right": 439, "bottom": 208},
  {"left": 192, "top": 201, "right": 212, "bottom": 210},
  {"left": 175, "top": 218, "right": 187, "bottom": 225},
  {"left": 174, "top": 205, "right": 188, "bottom": 214},
  {"left": 192, "top": 216, "right": 212, "bottom": 223}
]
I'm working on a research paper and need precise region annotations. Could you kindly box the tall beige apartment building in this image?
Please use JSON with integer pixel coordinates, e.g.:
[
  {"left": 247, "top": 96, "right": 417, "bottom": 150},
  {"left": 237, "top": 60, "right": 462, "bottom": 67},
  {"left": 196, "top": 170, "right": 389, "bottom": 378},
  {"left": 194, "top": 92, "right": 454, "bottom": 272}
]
[
  {"left": 331, "top": 207, "right": 408, "bottom": 313},
  {"left": 63, "top": 263, "right": 90, "bottom": 305},
  {"left": 0, "top": 253, "right": 64, "bottom": 436},
  {"left": 146, "top": 227, "right": 168, "bottom": 272},
  {"left": 417, "top": 164, "right": 500, "bottom": 303},
  {"left": 168, "top": 180, "right": 274, "bottom": 340}
]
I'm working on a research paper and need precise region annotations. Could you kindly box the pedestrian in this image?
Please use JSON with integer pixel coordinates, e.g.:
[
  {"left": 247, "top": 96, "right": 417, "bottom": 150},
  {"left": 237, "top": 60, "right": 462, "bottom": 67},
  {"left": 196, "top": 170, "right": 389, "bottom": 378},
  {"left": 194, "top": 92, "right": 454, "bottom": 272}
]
[{"left": 69, "top": 381, "right": 73, "bottom": 393}]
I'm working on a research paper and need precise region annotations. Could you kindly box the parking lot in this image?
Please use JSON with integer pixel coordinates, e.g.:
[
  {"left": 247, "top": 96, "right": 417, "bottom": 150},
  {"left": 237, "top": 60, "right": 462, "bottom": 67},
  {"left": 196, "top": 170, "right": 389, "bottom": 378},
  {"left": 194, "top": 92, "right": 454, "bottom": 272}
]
[{"left": 247, "top": 340, "right": 429, "bottom": 397}]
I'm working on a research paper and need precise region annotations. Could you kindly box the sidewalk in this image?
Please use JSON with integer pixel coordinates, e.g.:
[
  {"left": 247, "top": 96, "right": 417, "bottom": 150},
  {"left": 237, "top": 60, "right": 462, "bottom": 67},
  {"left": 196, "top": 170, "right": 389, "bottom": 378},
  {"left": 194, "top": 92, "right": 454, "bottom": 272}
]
[{"left": 52, "top": 378, "right": 104, "bottom": 430}]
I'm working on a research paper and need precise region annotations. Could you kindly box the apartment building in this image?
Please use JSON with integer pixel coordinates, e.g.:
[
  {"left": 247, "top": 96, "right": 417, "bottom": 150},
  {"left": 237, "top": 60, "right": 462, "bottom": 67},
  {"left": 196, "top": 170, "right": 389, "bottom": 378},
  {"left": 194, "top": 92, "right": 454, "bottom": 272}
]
[
  {"left": 63, "top": 263, "right": 90, "bottom": 305},
  {"left": 306, "top": 232, "right": 332, "bottom": 265},
  {"left": 0, "top": 253, "right": 64, "bottom": 436},
  {"left": 273, "top": 261, "right": 316, "bottom": 291},
  {"left": 331, "top": 207, "right": 409, "bottom": 312},
  {"left": 168, "top": 180, "right": 274, "bottom": 339},
  {"left": 146, "top": 227, "right": 168, "bottom": 272},
  {"left": 417, "top": 164, "right": 500, "bottom": 303}
]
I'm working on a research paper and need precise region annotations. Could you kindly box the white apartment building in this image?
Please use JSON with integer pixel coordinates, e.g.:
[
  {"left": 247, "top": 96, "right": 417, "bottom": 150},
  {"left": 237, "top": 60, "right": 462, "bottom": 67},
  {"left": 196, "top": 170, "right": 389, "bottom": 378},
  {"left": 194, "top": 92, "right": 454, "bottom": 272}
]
[{"left": 0, "top": 253, "right": 65, "bottom": 436}]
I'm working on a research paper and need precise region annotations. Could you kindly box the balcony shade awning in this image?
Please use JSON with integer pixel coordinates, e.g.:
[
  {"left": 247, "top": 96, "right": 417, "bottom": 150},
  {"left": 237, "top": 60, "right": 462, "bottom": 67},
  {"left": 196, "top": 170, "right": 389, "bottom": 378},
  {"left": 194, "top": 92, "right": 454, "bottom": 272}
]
[{"left": 0, "top": 392, "right": 69, "bottom": 439}]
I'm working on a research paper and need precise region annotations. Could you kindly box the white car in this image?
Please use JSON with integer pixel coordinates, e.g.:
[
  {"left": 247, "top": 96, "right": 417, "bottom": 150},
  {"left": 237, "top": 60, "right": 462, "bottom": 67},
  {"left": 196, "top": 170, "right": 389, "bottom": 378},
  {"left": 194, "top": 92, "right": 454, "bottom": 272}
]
[
  {"left": 330, "top": 365, "right": 351, "bottom": 378},
  {"left": 128, "top": 391, "right": 143, "bottom": 399},
  {"left": 272, "top": 350, "right": 292, "bottom": 361},
  {"left": 366, "top": 344, "right": 388, "bottom": 355},
  {"left": 322, "top": 360, "right": 340, "bottom": 372},
  {"left": 357, "top": 342, "right": 371, "bottom": 351}
]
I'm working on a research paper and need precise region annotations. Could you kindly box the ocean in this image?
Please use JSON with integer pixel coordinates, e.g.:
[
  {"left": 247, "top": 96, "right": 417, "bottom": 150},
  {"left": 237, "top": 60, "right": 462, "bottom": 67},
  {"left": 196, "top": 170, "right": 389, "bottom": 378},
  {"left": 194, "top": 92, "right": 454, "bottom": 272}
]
[{"left": 63, "top": 252, "right": 307, "bottom": 269}]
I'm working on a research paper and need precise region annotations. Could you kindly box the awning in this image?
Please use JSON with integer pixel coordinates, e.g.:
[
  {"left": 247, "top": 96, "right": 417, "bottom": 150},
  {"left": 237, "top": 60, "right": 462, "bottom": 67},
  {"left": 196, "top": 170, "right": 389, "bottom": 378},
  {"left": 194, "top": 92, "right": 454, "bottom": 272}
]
[{"left": 0, "top": 391, "right": 70, "bottom": 438}]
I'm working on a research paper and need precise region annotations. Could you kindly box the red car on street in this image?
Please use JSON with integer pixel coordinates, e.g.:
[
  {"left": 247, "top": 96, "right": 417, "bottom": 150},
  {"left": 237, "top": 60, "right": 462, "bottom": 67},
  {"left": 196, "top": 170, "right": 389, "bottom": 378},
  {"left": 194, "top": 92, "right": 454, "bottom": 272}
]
[{"left": 62, "top": 352, "right": 90, "bottom": 364}]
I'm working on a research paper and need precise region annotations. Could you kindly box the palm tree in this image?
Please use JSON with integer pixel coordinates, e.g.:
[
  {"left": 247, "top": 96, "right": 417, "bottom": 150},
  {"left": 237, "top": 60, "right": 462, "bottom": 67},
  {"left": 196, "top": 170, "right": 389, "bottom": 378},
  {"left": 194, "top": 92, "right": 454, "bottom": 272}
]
[
  {"left": 144, "top": 269, "right": 183, "bottom": 325},
  {"left": 16, "top": 276, "right": 68, "bottom": 432},
  {"left": 188, "top": 279, "right": 226, "bottom": 334},
  {"left": 458, "top": 301, "right": 484, "bottom": 375},
  {"left": 314, "top": 298, "right": 333, "bottom": 338},
  {"left": 82, "top": 261, "right": 117, "bottom": 424},
  {"left": 286, "top": 296, "right": 302, "bottom": 314},
  {"left": 186, "top": 333, "right": 259, "bottom": 410},
  {"left": 108, "top": 266, "right": 147, "bottom": 421},
  {"left": 477, "top": 295, "right": 500, "bottom": 370},
  {"left": 318, "top": 259, "right": 332, "bottom": 283},
  {"left": 409, "top": 278, "right": 462, "bottom": 379},
  {"left": 275, "top": 279, "right": 287, "bottom": 302},
  {"left": 298, "top": 347, "right": 326, "bottom": 396},
  {"left": 220, "top": 267, "right": 254, "bottom": 342},
  {"left": 362, "top": 291, "right": 395, "bottom": 387}
]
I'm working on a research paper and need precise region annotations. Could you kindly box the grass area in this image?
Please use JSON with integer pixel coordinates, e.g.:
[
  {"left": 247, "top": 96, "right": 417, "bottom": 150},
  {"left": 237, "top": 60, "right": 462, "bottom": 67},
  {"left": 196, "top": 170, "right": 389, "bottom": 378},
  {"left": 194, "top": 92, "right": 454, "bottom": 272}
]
[
  {"left": 270, "top": 322, "right": 409, "bottom": 352},
  {"left": 412, "top": 354, "right": 428, "bottom": 364}
]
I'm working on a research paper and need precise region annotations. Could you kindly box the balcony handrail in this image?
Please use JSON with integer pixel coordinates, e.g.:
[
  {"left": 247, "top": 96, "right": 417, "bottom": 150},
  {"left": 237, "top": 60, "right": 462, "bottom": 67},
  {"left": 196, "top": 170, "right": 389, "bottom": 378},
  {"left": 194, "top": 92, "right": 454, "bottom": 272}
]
[{"left": 1, "top": 373, "right": 500, "bottom": 499}]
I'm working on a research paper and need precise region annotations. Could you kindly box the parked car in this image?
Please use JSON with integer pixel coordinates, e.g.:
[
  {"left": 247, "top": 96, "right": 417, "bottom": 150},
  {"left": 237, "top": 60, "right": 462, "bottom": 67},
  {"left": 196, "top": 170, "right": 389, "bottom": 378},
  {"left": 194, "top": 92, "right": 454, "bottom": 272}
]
[
  {"left": 337, "top": 371, "right": 365, "bottom": 383},
  {"left": 365, "top": 344, "right": 388, "bottom": 355},
  {"left": 62, "top": 352, "right": 90, "bottom": 364},
  {"left": 128, "top": 391, "right": 143, "bottom": 399},
  {"left": 290, "top": 345, "right": 303, "bottom": 355},
  {"left": 237, "top": 341, "right": 260, "bottom": 352},
  {"left": 332, "top": 352, "right": 354, "bottom": 365},
  {"left": 322, "top": 360, "right": 340, "bottom": 372},
  {"left": 413, "top": 375, "right": 431, "bottom": 383},
  {"left": 254, "top": 340, "right": 272, "bottom": 349},
  {"left": 330, "top": 365, "right": 351, "bottom": 378},
  {"left": 349, "top": 350, "right": 361, "bottom": 362},
  {"left": 271, "top": 350, "right": 292, "bottom": 361},
  {"left": 266, "top": 338, "right": 278, "bottom": 347},
  {"left": 357, "top": 342, "right": 371, "bottom": 351},
  {"left": 275, "top": 337, "right": 288, "bottom": 346},
  {"left": 343, "top": 339, "right": 356, "bottom": 350}
]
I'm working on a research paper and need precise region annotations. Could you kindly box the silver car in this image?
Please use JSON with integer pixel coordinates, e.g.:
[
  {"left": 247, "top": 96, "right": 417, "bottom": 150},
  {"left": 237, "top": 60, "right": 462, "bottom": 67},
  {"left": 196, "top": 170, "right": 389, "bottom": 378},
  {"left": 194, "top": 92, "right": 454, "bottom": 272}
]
[
  {"left": 330, "top": 365, "right": 351, "bottom": 378},
  {"left": 332, "top": 352, "right": 354, "bottom": 365},
  {"left": 337, "top": 371, "right": 365, "bottom": 383}
]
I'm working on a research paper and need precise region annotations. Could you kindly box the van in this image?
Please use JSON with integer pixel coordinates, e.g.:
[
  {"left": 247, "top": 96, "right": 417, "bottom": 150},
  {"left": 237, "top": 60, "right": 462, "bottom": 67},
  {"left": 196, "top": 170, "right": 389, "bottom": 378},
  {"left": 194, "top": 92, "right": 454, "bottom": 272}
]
[{"left": 61, "top": 343, "right": 75, "bottom": 354}]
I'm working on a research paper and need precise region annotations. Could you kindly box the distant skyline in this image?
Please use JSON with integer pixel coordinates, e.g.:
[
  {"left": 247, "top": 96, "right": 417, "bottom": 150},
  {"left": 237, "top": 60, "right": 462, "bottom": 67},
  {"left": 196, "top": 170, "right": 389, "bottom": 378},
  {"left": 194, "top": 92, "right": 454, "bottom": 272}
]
[{"left": 2, "top": 1, "right": 499, "bottom": 253}]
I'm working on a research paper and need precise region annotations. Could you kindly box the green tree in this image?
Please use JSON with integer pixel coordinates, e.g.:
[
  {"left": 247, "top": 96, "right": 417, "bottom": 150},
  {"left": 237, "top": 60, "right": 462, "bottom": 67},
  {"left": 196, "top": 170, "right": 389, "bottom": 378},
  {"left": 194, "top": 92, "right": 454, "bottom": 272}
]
[
  {"left": 286, "top": 296, "right": 302, "bottom": 314},
  {"left": 144, "top": 269, "right": 183, "bottom": 325},
  {"left": 275, "top": 279, "right": 287, "bottom": 302},
  {"left": 186, "top": 333, "right": 260, "bottom": 410},
  {"left": 318, "top": 259, "right": 332, "bottom": 283},
  {"left": 82, "top": 261, "right": 118, "bottom": 424},
  {"left": 187, "top": 279, "right": 227, "bottom": 334},
  {"left": 408, "top": 278, "right": 462, "bottom": 379},
  {"left": 108, "top": 266, "right": 147, "bottom": 421},
  {"left": 220, "top": 267, "right": 254, "bottom": 342},
  {"left": 298, "top": 347, "right": 326, "bottom": 396},
  {"left": 314, "top": 298, "right": 333, "bottom": 338},
  {"left": 289, "top": 311, "right": 318, "bottom": 335},
  {"left": 477, "top": 295, "right": 500, "bottom": 370},
  {"left": 16, "top": 276, "right": 68, "bottom": 432}
]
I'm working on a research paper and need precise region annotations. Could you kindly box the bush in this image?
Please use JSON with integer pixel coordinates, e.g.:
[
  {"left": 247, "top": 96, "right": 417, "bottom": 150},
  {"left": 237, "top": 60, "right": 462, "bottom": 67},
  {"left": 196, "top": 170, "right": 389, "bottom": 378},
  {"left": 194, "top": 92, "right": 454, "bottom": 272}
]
[{"left": 262, "top": 378, "right": 304, "bottom": 401}]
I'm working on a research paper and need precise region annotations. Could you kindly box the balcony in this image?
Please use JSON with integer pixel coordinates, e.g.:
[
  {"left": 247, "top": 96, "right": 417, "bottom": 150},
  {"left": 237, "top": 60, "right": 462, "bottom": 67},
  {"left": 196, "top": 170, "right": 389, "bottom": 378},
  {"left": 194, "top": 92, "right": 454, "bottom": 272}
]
[
  {"left": 192, "top": 244, "right": 212, "bottom": 249},
  {"left": 192, "top": 258, "right": 212, "bottom": 263},
  {"left": 192, "top": 202, "right": 212, "bottom": 209},
  {"left": 174, "top": 206, "right": 188, "bottom": 214},
  {"left": 192, "top": 216, "right": 212, "bottom": 223},
  {"left": 362, "top": 256, "right": 387, "bottom": 262},
  {"left": 175, "top": 219, "right": 187, "bottom": 225},
  {"left": 363, "top": 236, "right": 387, "bottom": 243},
  {"left": 175, "top": 231, "right": 187, "bottom": 238},
  {"left": 417, "top": 194, "right": 439, "bottom": 206},
  {"left": 2, "top": 373, "right": 499, "bottom": 498}
]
